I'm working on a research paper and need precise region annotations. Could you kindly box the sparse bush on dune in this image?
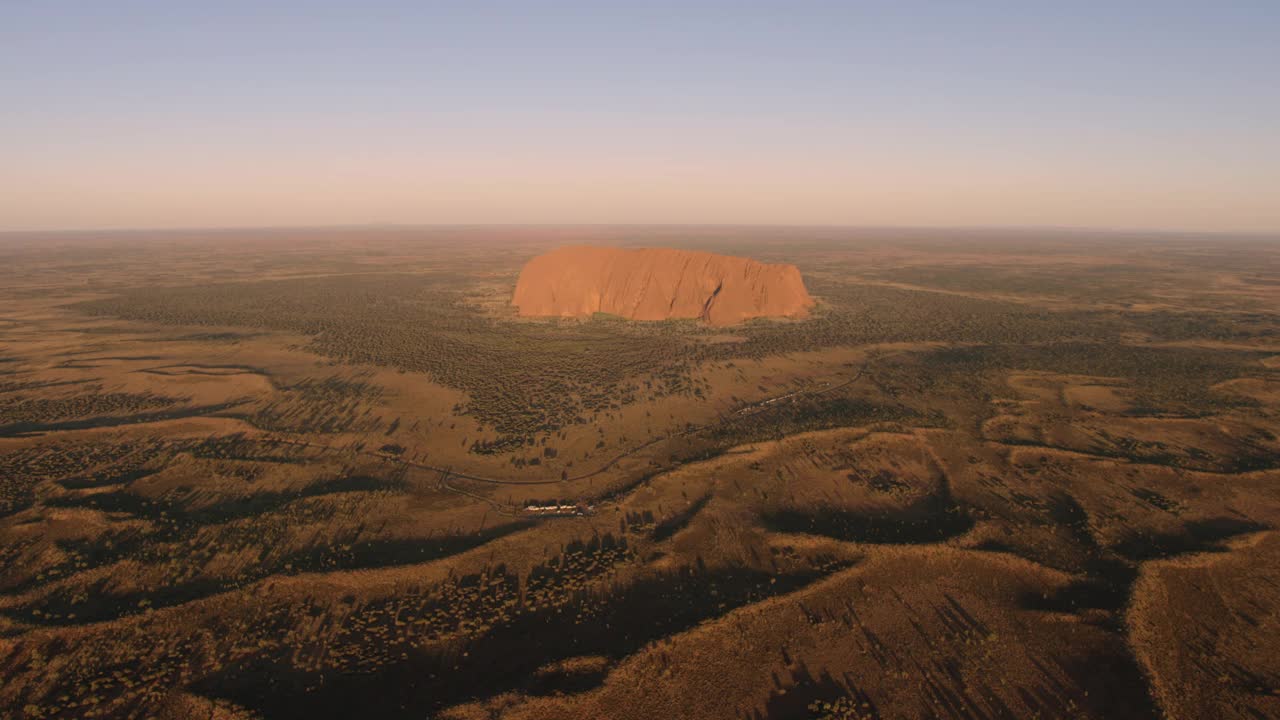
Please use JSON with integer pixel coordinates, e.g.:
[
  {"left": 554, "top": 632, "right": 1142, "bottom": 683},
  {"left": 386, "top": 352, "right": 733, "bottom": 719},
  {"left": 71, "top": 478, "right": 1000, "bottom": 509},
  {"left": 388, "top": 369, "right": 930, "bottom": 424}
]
[{"left": 2, "top": 235, "right": 1278, "bottom": 719}]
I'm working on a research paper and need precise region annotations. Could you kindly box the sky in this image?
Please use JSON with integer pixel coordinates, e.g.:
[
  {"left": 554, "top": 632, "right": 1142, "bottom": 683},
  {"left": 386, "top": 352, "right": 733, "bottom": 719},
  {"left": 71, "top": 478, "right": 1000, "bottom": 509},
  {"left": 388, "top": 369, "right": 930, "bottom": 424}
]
[{"left": 2, "top": 1, "right": 1278, "bottom": 233}]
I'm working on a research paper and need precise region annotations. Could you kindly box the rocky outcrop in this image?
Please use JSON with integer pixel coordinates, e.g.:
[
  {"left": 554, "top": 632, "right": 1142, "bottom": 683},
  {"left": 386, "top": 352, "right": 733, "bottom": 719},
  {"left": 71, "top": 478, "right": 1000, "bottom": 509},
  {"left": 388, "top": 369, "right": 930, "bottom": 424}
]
[{"left": 511, "top": 246, "right": 814, "bottom": 326}]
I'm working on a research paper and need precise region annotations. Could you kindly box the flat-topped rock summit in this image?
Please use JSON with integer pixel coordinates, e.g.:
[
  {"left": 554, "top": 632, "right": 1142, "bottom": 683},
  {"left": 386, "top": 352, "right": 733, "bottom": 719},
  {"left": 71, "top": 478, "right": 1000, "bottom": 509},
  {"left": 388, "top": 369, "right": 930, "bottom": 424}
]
[{"left": 512, "top": 245, "right": 815, "bottom": 326}]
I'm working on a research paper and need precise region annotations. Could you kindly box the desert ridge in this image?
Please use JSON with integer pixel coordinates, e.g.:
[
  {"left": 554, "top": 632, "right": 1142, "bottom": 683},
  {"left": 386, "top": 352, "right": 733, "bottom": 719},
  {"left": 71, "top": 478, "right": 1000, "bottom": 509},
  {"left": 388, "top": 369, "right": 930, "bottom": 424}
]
[{"left": 511, "top": 245, "right": 815, "bottom": 326}]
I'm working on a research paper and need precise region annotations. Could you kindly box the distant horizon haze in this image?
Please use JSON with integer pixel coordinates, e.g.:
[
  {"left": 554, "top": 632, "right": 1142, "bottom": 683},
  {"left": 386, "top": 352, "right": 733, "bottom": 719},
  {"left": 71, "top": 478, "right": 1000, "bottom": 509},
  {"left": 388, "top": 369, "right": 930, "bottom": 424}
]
[
  {"left": 4, "top": 2, "right": 1278, "bottom": 233},
  {"left": 3, "top": 223, "right": 1276, "bottom": 244}
]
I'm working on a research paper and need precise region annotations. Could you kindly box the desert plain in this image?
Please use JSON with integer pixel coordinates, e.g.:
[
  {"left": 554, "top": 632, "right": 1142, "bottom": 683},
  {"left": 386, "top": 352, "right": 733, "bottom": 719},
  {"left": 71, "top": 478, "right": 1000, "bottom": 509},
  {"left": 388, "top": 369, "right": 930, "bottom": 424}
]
[{"left": 0, "top": 226, "right": 1278, "bottom": 719}]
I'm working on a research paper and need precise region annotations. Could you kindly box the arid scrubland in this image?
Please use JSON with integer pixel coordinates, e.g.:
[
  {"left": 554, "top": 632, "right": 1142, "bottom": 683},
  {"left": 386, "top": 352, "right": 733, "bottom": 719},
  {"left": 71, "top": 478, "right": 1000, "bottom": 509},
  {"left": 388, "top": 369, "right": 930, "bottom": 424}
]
[{"left": 1, "top": 227, "right": 1278, "bottom": 719}]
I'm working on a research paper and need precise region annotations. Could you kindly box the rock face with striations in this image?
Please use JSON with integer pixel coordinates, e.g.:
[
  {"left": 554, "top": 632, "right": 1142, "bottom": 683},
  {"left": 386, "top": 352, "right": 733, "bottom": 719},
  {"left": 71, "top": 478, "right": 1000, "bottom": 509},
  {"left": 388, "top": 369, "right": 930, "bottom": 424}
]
[{"left": 512, "top": 246, "right": 815, "bottom": 326}]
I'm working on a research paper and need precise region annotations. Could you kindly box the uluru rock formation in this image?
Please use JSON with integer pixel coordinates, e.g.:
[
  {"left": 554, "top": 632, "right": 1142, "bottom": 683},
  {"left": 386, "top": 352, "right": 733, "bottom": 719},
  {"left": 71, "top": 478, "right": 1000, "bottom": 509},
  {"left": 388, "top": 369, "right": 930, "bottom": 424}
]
[{"left": 512, "top": 246, "right": 815, "bottom": 326}]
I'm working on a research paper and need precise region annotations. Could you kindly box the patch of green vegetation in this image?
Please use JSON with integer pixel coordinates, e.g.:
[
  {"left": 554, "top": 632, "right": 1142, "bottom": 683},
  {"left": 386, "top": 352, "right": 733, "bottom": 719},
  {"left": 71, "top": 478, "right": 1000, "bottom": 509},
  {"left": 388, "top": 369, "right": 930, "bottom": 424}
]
[
  {"left": 705, "top": 395, "right": 924, "bottom": 446},
  {"left": 914, "top": 342, "right": 1270, "bottom": 413},
  {"left": 72, "top": 269, "right": 1277, "bottom": 444},
  {"left": 73, "top": 274, "right": 707, "bottom": 445}
]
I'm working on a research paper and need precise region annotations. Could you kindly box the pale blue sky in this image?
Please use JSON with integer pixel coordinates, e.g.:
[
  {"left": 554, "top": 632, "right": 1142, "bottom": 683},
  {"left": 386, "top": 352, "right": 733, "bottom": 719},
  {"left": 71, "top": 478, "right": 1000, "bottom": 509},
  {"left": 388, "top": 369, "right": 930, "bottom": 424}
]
[{"left": 3, "top": 1, "right": 1277, "bottom": 231}]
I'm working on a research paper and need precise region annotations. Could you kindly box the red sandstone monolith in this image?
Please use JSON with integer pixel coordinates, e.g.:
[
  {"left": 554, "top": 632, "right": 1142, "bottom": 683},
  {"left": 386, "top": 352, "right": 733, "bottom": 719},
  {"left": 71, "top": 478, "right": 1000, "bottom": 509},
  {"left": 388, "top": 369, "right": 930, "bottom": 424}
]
[{"left": 512, "top": 246, "right": 814, "bottom": 326}]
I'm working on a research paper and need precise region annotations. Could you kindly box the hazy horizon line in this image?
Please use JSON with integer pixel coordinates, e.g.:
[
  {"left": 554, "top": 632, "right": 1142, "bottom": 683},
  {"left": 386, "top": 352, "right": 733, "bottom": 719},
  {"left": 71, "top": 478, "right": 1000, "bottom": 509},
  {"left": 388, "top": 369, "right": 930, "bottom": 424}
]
[{"left": 3, "top": 221, "right": 1278, "bottom": 240}]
